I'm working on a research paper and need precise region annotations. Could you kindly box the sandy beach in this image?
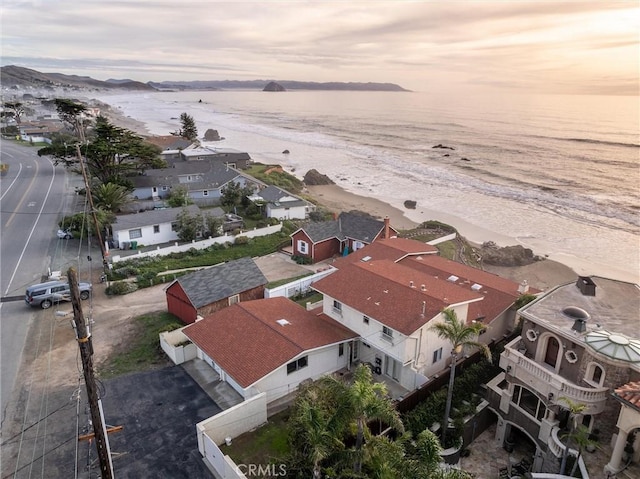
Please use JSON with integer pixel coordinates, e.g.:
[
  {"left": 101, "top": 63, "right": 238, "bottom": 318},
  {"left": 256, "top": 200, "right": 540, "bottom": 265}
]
[{"left": 99, "top": 97, "right": 580, "bottom": 290}]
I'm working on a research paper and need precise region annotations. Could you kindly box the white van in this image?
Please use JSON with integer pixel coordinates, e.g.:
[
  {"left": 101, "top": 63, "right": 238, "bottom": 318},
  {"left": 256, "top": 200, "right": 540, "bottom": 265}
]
[{"left": 25, "top": 280, "right": 92, "bottom": 309}]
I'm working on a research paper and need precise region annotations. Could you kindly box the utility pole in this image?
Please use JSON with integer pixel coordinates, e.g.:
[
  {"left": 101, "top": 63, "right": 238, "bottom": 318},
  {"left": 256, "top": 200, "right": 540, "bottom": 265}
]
[
  {"left": 75, "top": 144, "right": 109, "bottom": 273},
  {"left": 68, "top": 267, "right": 114, "bottom": 478}
]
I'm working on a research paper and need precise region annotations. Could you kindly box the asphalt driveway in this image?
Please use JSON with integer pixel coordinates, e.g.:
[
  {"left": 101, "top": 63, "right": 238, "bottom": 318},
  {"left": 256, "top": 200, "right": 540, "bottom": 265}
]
[{"left": 101, "top": 366, "right": 220, "bottom": 478}]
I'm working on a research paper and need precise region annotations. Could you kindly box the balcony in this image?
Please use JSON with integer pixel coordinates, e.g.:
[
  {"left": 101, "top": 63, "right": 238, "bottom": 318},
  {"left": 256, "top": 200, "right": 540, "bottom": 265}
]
[
  {"left": 380, "top": 332, "right": 394, "bottom": 345},
  {"left": 500, "top": 337, "right": 608, "bottom": 413}
]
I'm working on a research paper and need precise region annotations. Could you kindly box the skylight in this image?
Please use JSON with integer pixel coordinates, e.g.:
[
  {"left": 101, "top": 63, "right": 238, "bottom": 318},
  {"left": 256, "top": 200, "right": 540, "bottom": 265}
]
[
  {"left": 276, "top": 319, "right": 290, "bottom": 326},
  {"left": 447, "top": 275, "right": 459, "bottom": 282},
  {"left": 471, "top": 283, "right": 483, "bottom": 291}
]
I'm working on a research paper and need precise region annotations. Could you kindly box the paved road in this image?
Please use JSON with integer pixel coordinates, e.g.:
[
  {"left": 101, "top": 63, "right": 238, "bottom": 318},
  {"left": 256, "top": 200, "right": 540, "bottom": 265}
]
[{"left": 0, "top": 141, "right": 78, "bottom": 423}]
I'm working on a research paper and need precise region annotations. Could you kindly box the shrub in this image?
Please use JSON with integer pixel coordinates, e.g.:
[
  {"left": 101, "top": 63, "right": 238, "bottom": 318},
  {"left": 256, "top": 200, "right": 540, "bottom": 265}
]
[
  {"left": 234, "top": 235, "right": 249, "bottom": 245},
  {"left": 106, "top": 281, "right": 138, "bottom": 295}
]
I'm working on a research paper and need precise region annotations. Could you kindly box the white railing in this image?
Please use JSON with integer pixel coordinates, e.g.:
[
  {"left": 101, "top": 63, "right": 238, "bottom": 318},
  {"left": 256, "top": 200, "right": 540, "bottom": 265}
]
[
  {"left": 502, "top": 340, "right": 608, "bottom": 412},
  {"left": 264, "top": 268, "right": 334, "bottom": 299},
  {"left": 381, "top": 332, "right": 394, "bottom": 345}
]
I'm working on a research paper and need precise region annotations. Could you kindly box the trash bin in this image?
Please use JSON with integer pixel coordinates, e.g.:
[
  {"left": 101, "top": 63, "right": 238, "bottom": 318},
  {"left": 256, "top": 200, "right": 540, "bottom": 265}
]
[
  {"left": 121, "top": 241, "right": 130, "bottom": 250},
  {"left": 131, "top": 241, "right": 138, "bottom": 250}
]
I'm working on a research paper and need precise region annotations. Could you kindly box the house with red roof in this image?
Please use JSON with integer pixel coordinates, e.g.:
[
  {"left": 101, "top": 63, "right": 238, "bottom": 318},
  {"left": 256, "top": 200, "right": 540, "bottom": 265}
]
[
  {"left": 182, "top": 297, "right": 358, "bottom": 403},
  {"left": 311, "top": 237, "right": 529, "bottom": 394}
]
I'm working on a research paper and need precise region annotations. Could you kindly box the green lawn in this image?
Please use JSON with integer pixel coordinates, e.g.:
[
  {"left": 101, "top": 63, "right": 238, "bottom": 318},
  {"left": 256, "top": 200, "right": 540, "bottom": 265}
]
[{"left": 221, "top": 409, "right": 291, "bottom": 466}]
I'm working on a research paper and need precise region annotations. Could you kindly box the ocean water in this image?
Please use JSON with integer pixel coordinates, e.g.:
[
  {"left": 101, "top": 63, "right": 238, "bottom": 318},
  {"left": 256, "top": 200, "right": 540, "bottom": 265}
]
[{"left": 94, "top": 90, "right": 639, "bottom": 282}]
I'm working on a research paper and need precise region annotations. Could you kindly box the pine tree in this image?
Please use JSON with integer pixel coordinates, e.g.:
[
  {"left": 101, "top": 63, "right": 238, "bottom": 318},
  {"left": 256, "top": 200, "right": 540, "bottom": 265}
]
[{"left": 179, "top": 112, "right": 198, "bottom": 141}]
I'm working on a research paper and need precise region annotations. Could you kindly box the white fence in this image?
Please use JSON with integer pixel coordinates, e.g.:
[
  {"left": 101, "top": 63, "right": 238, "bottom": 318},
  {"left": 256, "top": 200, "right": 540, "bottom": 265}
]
[
  {"left": 197, "top": 393, "right": 268, "bottom": 479},
  {"left": 427, "top": 232, "right": 457, "bottom": 245},
  {"left": 160, "top": 328, "right": 197, "bottom": 365},
  {"left": 110, "top": 224, "right": 282, "bottom": 264},
  {"left": 264, "top": 266, "right": 335, "bottom": 299}
]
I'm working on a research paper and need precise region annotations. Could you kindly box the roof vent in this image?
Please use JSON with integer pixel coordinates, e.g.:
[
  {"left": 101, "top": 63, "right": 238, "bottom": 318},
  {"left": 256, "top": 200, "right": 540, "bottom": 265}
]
[
  {"left": 447, "top": 275, "right": 459, "bottom": 283},
  {"left": 410, "top": 281, "right": 414, "bottom": 288},
  {"left": 276, "top": 319, "right": 290, "bottom": 326},
  {"left": 421, "top": 284, "right": 426, "bottom": 291},
  {"left": 576, "top": 276, "right": 596, "bottom": 296},
  {"left": 471, "top": 283, "right": 483, "bottom": 291},
  {"left": 563, "top": 306, "right": 590, "bottom": 333}
]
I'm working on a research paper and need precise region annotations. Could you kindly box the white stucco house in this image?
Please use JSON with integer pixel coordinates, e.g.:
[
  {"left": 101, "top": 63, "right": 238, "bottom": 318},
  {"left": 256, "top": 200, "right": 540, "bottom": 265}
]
[
  {"left": 248, "top": 185, "right": 314, "bottom": 220},
  {"left": 182, "top": 297, "right": 358, "bottom": 403},
  {"left": 111, "top": 205, "right": 202, "bottom": 249}
]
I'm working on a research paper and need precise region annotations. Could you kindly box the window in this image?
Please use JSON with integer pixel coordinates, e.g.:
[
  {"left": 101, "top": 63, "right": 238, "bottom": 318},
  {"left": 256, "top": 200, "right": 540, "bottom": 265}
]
[
  {"left": 585, "top": 363, "right": 605, "bottom": 386},
  {"left": 381, "top": 326, "right": 394, "bottom": 343},
  {"left": 287, "top": 356, "right": 308, "bottom": 375},
  {"left": 512, "top": 385, "right": 547, "bottom": 421},
  {"left": 203, "top": 190, "right": 209, "bottom": 196},
  {"left": 333, "top": 300, "right": 342, "bottom": 315},
  {"left": 363, "top": 316, "right": 370, "bottom": 325},
  {"left": 161, "top": 186, "right": 169, "bottom": 191},
  {"left": 129, "top": 228, "right": 142, "bottom": 239},
  {"left": 153, "top": 225, "right": 160, "bottom": 234},
  {"left": 433, "top": 347, "right": 443, "bottom": 364},
  {"left": 338, "top": 344, "right": 344, "bottom": 356},
  {"left": 297, "top": 239, "right": 309, "bottom": 254},
  {"left": 228, "top": 294, "right": 240, "bottom": 305}
]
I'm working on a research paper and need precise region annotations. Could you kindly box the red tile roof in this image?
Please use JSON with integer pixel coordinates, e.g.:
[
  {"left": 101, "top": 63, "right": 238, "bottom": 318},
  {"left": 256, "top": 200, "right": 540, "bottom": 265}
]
[
  {"left": 332, "top": 237, "right": 438, "bottom": 268},
  {"left": 312, "top": 259, "right": 483, "bottom": 335},
  {"left": 182, "top": 297, "right": 357, "bottom": 388},
  {"left": 614, "top": 381, "right": 640, "bottom": 411}
]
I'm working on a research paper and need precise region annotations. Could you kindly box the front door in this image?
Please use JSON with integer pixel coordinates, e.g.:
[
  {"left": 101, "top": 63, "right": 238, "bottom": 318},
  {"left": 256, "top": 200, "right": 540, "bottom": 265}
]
[
  {"left": 384, "top": 355, "right": 400, "bottom": 381},
  {"left": 350, "top": 340, "right": 359, "bottom": 365},
  {"left": 152, "top": 186, "right": 158, "bottom": 197}
]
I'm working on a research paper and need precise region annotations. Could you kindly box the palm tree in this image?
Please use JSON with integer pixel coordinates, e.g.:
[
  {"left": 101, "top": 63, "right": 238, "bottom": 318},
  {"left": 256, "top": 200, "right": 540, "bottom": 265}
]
[
  {"left": 431, "top": 308, "right": 491, "bottom": 447},
  {"left": 558, "top": 397, "right": 587, "bottom": 475},
  {"left": 349, "top": 364, "right": 404, "bottom": 474},
  {"left": 288, "top": 376, "right": 352, "bottom": 478},
  {"left": 92, "top": 182, "right": 132, "bottom": 213}
]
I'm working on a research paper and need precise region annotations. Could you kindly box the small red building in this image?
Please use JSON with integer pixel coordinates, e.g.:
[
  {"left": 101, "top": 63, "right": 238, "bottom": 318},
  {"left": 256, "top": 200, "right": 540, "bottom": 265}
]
[
  {"left": 290, "top": 212, "right": 398, "bottom": 264},
  {"left": 165, "top": 256, "right": 267, "bottom": 324}
]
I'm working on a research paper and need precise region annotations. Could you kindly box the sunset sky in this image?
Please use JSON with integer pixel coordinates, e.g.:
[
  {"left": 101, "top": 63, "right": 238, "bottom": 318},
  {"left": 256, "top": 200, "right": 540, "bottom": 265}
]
[{"left": 1, "top": 1, "right": 638, "bottom": 94}]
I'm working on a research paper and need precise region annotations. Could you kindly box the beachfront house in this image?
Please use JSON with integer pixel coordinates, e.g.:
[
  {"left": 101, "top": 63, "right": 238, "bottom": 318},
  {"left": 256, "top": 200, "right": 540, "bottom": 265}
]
[
  {"left": 290, "top": 213, "right": 399, "bottom": 263},
  {"left": 248, "top": 185, "right": 315, "bottom": 220},
  {"left": 129, "top": 162, "right": 261, "bottom": 207},
  {"left": 144, "top": 135, "right": 194, "bottom": 161},
  {"left": 165, "top": 257, "right": 267, "bottom": 324},
  {"left": 310, "top": 237, "right": 529, "bottom": 395},
  {"left": 178, "top": 146, "right": 252, "bottom": 169},
  {"left": 181, "top": 297, "right": 358, "bottom": 403},
  {"left": 485, "top": 276, "right": 640, "bottom": 476},
  {"left": 111, "top": 204, "right": 201, "bottom": 249}
]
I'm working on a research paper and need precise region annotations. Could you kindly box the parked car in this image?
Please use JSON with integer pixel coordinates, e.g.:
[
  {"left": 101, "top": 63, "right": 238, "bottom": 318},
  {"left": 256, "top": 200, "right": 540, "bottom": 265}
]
[
  {"left": 57, "top": 228, "right": 73, "bottom": 239},
  {"left": 25, "top": 280, "right": 92, "bottom": 309}
]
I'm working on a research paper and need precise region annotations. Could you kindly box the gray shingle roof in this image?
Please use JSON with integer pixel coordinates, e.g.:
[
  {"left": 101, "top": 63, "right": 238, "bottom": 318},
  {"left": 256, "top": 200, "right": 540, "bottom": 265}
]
[
  {"left": 113, "top": 205, "right": 201, "bottom": 230},
  {"left": 129, "top": 162, "right": 249, "bottom": 190},
  {"left": 175, "top": 256, "right": 268, "bottom": 308},
  {"left": 300, "top": 212, "right": 385, "bottom": 243}
]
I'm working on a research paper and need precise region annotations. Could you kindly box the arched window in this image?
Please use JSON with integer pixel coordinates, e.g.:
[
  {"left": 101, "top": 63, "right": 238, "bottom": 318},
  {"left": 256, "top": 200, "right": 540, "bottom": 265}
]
[
  {"left": 585, "top": 362, "right": 605, "bottom": 387},
  {"left": 512, "top": 384, "right": 547, "bottom": 421},
  {"left": 544, "top": 336, "right": 560, "bottom": 369}
]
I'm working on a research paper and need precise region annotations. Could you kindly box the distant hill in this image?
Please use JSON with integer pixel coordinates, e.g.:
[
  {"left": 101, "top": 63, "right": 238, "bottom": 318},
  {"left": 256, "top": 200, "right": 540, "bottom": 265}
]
[
  {"left": 1, "top": 65, "right": 409, "bottom": 92},
  {"left": 0, "top": 65, "right": 155, "bottom": 91},
  {"left": 149, "top": 79, "right": 409, "bottom": 92}
]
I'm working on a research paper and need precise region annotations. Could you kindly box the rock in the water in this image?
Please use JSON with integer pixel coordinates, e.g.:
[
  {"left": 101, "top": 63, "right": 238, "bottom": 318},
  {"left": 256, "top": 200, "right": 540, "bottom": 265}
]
[
  {"left": 480, "top": 242, "right": 541, "bottom": 266},
  {"left": 303, "top": 169, "right": 335, "bottom": 185},
  {"left": 263, "top": 81, "right": 286, "bottom": 92},
  {"left": 204, "top": 129, "right": 222, "bottom": 141},
  {"left": 432, "top": 144, "right": 455, "bottom": 150},
  {"left": 404, "top": 200, "right": 417, "bottom": 209},
  {"left": 282, "top": 149, "right": 290, "bottom": 154}
]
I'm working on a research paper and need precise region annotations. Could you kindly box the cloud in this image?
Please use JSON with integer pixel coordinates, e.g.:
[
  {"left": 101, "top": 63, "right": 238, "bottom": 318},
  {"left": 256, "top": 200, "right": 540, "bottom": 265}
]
[{"left": 1, "top": 1, "right": 638, "bottom": 94}]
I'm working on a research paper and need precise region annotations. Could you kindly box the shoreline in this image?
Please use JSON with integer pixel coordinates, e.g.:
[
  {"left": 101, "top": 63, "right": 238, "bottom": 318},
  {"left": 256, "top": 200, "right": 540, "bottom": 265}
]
[{"left": 99, "top": 96, "right": 634, "bottom": 290}]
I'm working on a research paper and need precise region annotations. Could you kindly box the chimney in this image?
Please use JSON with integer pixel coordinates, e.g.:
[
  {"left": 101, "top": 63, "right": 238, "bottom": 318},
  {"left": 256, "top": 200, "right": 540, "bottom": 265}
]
[
  {"left": 518, "top": 280, "right": 529, "bottom": 294},
  {"left": 572, "top": 318, "right": 587, "bottom": 333},
  {"left": 576, "top": 276, "right": 596, "bottom": 296},
  {"left": 383, "top": 216, "right": 390, "bottom": 239}
]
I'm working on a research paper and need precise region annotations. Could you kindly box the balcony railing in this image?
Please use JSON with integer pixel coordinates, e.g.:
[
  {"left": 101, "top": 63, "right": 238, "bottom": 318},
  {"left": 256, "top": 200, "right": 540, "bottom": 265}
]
[
  {"left": 380, "top": 332, "right": 394, "bottom": 345},
  {"left": 501, "top": 337, "right": 608, "bottom": 413}
]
